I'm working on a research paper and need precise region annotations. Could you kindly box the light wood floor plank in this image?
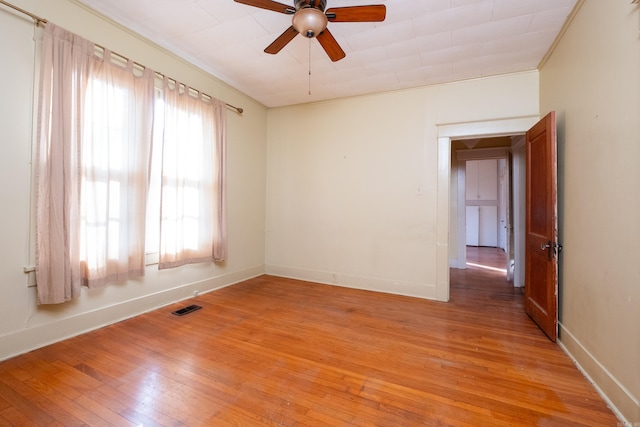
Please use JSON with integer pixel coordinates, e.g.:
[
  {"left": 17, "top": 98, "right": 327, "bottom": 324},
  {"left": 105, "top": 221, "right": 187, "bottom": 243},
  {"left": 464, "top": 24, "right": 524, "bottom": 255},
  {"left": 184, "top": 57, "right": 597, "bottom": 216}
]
[{"left": 0, "top": 248, "right": 619, "bottom": 426}]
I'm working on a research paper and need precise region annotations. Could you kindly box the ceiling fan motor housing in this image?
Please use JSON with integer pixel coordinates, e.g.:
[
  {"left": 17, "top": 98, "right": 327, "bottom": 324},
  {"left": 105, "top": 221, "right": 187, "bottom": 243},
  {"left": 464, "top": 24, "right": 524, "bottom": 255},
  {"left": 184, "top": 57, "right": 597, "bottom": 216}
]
[
  {"left": 293, "top": 0, "right": 328, "bottom": 38},
  {"left": 294, "top": 0, "right": 327, "bottom": 12}
]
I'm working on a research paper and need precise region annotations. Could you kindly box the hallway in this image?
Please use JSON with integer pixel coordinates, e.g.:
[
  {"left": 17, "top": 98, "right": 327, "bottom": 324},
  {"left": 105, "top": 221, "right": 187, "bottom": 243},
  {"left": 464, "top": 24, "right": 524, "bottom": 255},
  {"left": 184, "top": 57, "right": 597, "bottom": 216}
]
[
  {"left": 466, "top": 245, "right": 508, "bottom": 270},
  {"left": 450, "top": 246, "right": 521, "bottom": 308}
]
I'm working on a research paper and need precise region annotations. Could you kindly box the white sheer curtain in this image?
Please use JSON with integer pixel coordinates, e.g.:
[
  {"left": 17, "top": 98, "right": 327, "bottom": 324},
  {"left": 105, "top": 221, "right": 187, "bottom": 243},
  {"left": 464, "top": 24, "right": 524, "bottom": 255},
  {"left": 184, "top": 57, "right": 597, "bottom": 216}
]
[
  {"left": 35, "top": 23, "right": 155, "bottom": 304},
  {"left": 157, "top": 77, "right": 227, "bottom": 269}
]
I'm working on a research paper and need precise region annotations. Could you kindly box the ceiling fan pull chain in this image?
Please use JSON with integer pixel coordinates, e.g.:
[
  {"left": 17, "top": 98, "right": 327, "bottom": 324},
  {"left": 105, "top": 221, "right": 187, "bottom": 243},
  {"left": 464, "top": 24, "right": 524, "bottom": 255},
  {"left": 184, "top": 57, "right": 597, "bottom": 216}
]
[{"left": 308, "top": 37, "right": 312, "bottom": 96}]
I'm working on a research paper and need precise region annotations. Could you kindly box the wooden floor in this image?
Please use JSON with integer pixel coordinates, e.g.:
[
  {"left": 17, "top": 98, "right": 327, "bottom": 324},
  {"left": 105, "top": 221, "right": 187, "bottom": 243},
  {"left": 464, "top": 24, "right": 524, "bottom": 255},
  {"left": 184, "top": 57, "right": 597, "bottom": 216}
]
[{"left": 0, "top": 249, "right": 619, "bottom": 426}]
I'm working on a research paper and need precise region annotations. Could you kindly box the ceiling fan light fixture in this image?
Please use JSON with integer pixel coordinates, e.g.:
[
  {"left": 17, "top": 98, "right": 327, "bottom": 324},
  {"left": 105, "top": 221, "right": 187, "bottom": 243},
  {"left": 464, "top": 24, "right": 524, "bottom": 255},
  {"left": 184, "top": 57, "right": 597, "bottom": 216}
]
[{"left": 292, "top": 7, "right": 328, "bottom": 38}]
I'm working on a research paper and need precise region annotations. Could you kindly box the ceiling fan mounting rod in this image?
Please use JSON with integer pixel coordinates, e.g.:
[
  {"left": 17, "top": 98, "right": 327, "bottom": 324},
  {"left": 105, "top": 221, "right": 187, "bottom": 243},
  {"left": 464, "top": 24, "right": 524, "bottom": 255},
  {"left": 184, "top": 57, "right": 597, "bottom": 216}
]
[{"left": 294, "top": 0, "right": 326, "bottom": 12}]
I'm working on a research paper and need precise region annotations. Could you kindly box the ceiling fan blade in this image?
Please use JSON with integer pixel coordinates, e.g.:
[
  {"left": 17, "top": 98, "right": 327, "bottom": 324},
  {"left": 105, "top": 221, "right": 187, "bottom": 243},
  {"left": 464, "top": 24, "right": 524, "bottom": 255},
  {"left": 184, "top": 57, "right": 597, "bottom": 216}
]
[
  {"left": 316, "top": 29, "right": 346, "bottom": 62},
  {"left": 234, "top": 0, "right": 295, "bottom": 14},
  {"left": 265, "top": 26, "right": 299, "bottom": 54},
  {"left": 326, "top": 5, "right": 386, "bottom": 22}
]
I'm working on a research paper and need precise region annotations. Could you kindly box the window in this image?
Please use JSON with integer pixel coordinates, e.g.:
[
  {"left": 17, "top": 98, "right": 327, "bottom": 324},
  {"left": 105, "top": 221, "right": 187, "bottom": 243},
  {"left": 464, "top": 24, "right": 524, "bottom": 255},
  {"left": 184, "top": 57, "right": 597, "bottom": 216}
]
[
  {"left": 153, "top": 79, "right": 227, "bottom": 270},
  {"left": 35, "top": 23, "right": 226, "bottom": 304},
  {"left": 78, "top": 56, "right": 155, "bottom": 288}
]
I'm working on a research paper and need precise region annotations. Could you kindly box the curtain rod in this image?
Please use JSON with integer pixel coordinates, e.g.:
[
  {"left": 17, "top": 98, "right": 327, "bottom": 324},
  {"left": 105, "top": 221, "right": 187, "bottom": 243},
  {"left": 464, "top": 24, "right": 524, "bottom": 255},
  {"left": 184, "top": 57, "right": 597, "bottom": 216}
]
[
  {"left": 0, "top": 0, "right": 244, "bottom": 115},
  {"left": 0, "top": 0, "right": 46, "bottom": 24}
]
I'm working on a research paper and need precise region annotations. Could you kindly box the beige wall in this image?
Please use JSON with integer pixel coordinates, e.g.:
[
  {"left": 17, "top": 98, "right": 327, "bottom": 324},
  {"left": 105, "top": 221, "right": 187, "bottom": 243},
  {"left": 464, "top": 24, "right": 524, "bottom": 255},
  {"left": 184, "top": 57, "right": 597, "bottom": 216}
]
[
  {"left": 265, "top": 72, "right": 539, "bottom": 300},
  {"left": 540, "top": 1, "right": 640, "bottom": 423},
  {"left": 0, "top": 0, "right": 268, "bottom": 360},
  {"left": 3, "top": 0, "right": 635, "bottom": 423}
]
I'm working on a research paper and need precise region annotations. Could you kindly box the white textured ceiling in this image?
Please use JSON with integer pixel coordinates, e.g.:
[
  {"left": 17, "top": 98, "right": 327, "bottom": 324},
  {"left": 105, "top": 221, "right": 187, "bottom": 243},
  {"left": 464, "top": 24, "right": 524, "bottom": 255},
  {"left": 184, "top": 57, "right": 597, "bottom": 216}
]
[{"left": 76, "top": 0, "right": 578, "bottom": 108}]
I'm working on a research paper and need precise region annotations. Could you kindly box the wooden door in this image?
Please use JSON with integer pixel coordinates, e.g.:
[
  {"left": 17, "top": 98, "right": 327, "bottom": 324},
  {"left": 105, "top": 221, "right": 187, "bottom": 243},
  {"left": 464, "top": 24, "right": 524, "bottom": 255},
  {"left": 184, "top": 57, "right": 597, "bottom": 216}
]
[{"left": 525, "top": 112, "right": 559, "bottom": 342}]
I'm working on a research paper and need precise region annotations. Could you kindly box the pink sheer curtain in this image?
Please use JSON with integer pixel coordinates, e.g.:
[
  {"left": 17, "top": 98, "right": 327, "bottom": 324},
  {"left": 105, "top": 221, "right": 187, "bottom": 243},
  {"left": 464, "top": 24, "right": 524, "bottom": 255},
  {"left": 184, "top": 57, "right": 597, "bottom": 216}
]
[
  {"left": 35, "top": 24, "right": 92, "bottom": 304},
  {"left": 80, "top": 50, "right": 155, "bottom": 287},
  {"left": 157, "top": 77, "right": 227, "bottom": 269},
  {"left": 35, "top": 24, "right": 155, "bottom": 304}
]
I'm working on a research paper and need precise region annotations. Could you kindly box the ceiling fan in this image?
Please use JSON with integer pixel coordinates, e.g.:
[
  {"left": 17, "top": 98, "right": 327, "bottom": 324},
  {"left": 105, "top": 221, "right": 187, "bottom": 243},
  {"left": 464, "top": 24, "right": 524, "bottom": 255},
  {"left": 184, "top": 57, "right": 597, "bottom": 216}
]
[{"left": 234, "top": 0, "right": 386, "bottom": 62}]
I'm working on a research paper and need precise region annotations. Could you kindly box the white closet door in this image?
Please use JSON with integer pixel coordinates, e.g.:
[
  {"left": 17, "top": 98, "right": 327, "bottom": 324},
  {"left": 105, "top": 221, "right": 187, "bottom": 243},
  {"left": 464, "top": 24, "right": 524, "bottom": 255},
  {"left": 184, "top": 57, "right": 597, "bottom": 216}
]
[
  {"left": 466, "top": 206, "right": 479, "bottom": 246},
  {"left": 466, "top": 159, "right": 499, "bottom": 247},
  {"left": 466, "top": 160, "right": 479, "bottom": 200},
  {"left": 477, "top": 159, "right": 498, "bottom": 199},
  {"left": 478, "top": 206, "right": 498, "bottom": 247}
]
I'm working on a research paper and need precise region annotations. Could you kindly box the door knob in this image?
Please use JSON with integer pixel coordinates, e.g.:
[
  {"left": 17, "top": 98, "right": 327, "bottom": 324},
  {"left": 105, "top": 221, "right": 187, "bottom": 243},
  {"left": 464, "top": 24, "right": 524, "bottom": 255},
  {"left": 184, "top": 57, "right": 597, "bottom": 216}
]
[{"left": 540, "top": 241, "right": 562, "bottom": 261}]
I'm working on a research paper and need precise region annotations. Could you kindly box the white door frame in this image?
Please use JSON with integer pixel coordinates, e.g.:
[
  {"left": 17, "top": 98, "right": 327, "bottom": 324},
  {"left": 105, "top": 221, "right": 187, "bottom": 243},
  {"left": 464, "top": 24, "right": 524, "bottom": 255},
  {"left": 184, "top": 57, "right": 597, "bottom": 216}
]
[{"left": 436, "top": 116, "right": 539, "bottom": 302}]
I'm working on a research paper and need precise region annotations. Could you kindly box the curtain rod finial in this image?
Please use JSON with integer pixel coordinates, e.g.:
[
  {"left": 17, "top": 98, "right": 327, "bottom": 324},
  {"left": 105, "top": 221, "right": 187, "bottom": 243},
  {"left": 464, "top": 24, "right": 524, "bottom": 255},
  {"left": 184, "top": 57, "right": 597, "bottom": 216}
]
[{"left": 225, "top": 103, "right": 243, "bottom": 114}]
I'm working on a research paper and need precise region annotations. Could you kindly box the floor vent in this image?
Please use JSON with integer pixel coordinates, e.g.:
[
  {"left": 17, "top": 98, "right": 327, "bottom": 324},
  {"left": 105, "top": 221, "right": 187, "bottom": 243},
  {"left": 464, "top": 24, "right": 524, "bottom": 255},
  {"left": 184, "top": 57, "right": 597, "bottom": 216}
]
[{"left": 172, "top": 304, "right": 202, "bottom": 316}]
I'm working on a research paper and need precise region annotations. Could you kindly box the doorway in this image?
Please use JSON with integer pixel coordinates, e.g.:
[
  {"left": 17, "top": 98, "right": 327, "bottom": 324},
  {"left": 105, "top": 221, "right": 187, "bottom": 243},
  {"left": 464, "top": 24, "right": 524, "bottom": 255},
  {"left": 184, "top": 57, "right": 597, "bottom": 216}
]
[
  {"left": 454, "top": 139, "right": 512, "bottom": 280},
  {"left": 435, "top": 116, "right": 539, "bottom": 302}
]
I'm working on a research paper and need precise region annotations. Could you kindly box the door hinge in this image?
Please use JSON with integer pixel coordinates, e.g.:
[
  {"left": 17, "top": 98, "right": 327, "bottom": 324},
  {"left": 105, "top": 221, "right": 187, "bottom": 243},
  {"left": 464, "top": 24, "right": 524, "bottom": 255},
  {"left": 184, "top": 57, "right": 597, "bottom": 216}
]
[{"left": 554, "top": 242, "right": 563, "bottom": 256}]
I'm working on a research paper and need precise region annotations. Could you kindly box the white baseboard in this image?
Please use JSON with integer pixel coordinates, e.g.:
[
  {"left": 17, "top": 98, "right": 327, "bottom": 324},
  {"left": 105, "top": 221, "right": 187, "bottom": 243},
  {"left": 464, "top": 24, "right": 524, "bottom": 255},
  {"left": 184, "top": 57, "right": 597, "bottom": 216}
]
[
  {"left": 265, "top": 264, "right": 437, "bottom": 300},
  {"left": 0, "top": 265, "right": 264, "bottom": 362},
  {"left": 449, "top": 259, "right": 465, "bottom": 269},
  {"left": 558, "top": 322, "right": 640, "bottom": 426}
]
